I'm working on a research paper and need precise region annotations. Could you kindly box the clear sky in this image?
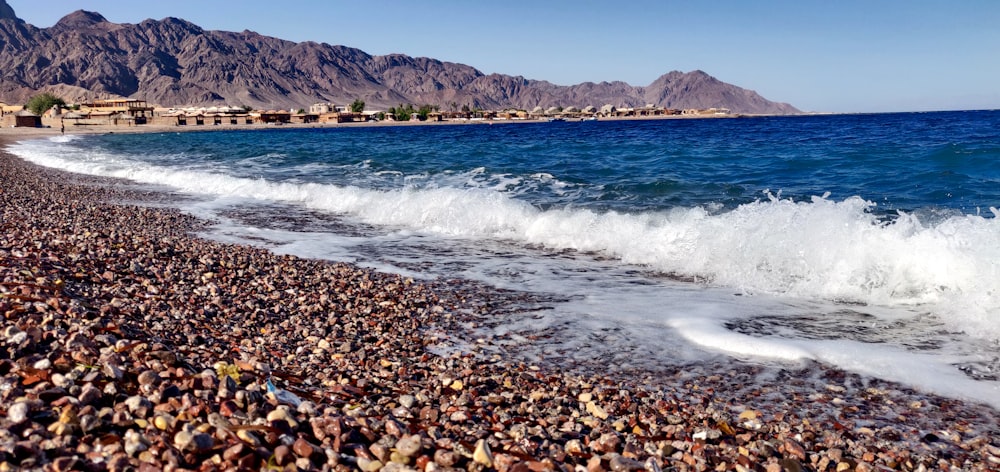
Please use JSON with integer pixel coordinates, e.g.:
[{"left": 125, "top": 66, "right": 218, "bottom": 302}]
[{"left": 10, "top": 1, "right": 1000, "bottom": 113}]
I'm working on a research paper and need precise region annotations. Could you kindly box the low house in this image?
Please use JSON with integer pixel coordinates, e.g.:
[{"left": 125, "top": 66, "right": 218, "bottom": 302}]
[
  {"left": 61, "top": 111, "right": 86, "bottom": 123},
  {"left": 338, "top": 112, "right": 366, "bottom": 123},
  {"left": 561, "top": 106, "right": 581, "bottom": 119},
  {"left": 13, "top": 110, "right": 42, "bottom": 127},
  {"left": 227, "top": 113, "right": 252, "bottom": 125},
  {"left": 155, "top": 109, "right": 188, "bottom": 125},
  {"left": 317, "top": 112, "right": 340, "bottom": 123},
  {"left": 255, "top": 110, "right": 292, "bottom": 124},
  {"left": 290, "top": 112, "right": 319, "bottom": 124},
  {"left": 440, "top": 111, "right": 472, "bottom": 121}
]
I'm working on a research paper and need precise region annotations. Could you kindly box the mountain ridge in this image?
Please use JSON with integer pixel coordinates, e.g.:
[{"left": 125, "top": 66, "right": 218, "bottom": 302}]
[{"left": 0, "top": 2, "right": 799, "bottom": 114}]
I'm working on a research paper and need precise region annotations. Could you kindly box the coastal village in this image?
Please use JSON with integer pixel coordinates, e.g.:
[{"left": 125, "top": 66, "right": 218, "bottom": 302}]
[{"left": 0, "top": 97, "right": 733, "bottom": 129}]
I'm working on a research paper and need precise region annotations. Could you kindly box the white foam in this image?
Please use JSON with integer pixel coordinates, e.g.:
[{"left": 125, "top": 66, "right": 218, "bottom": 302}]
[{"left": 10, "top": 137, "right": 1000, "bottom": 343}]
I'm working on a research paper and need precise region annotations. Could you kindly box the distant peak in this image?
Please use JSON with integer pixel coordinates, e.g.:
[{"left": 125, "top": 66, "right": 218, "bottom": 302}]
[
  {"left": 161, "top": 16, "right": 198, "bottom": 28},
  {"left": 0, "top": 0, "right": 20, "bottom": 21},
  {"left": 54, "top": 10, "right": 109, "bottom": 29}
]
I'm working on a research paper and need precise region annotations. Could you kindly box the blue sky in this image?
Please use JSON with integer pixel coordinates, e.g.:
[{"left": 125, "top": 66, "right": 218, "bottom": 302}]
[{"left": 12, "top": 1, "right": 1000, "bottom": 113}]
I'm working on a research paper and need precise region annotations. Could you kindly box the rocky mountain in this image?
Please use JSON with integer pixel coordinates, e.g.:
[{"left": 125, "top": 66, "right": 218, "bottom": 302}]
[
  {"left": 0, "top": 2, "right": 799, "bottom": 114},
  {"left": 0, "top": 0, "right": 14, "bottom": 22}
]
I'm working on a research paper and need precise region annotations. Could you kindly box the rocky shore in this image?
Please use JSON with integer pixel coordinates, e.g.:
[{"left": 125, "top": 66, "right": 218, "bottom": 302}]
[{"left": 1, "top": 137, "right": 999, "bottom": 471}]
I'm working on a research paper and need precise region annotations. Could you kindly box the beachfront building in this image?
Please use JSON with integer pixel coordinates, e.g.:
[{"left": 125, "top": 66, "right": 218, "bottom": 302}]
[
  {"left": 151, "top": 107, "right": 253, "bottom": 126},
  {"left": 12, "top": 109, "right": 42, "bottom": 127},
  {"left": 60, "top": 111, "right": 87, "bottom": 124},
  {"left": 81, "top": 98, "right": 154, "bottom": 124},
  {"left": 317, "top": 112, "right": 340, "bottom": 123},
  {"left": 290, "top": 111, "right": 320, "bottom": 124},
  {"left": 495, "top": 109, "right": 528, "bottom": 120},
  {"left": 682, "top": 108, "right": 730, "bottom": 115},
  {"left": 439, "top": 111, "right": 471, "bottom": 121},
  {"left": 315, "top": 111, "right": 367, "bottom": 123},
  {"left": 309, "top": 102, "right": 335, "bottom": 114},
  {"left": 44, "top": 104, "right": 66, "bottom": 118},
  {"left": 599, "top": 105, "right": 679, "bottom": 118},
  {"left": 560, "top": 106, "right": 581, "bottom": 119},
  {"left": 254, "top": 110, "right": 292, "bottom": 124}
]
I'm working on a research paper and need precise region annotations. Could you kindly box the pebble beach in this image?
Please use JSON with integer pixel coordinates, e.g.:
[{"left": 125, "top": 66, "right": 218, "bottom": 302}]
[{"left": 2, "top": 130, "right": 1000, "bottom": 472}]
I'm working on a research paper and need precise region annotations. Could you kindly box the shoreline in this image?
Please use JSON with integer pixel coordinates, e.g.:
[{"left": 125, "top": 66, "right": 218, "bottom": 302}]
[
  {"left": 0, "top": 109, "right": 798, "bottom": 139},
  {"left": 1, "top": 132, "right": 999, "bottom": 471}
]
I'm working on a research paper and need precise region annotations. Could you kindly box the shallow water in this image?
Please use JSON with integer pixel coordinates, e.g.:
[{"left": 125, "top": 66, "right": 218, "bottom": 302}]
[{"left": 10, "top": 111, "right": 1000, "bottom": 408}]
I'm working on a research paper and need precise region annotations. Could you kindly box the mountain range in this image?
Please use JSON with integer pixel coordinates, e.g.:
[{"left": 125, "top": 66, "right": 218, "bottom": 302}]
[{"left": 0, "top": 2, "right": 799, "bottom": 114}]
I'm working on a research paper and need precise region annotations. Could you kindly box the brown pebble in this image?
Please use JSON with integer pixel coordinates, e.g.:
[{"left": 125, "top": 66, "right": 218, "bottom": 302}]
[
  {"left": 419, "top": 406, "right": 439, "bottom": 422},
  {"left": 395, "top": 435, "right": 422, "bottom": 457},
  {"left": 293, "top": 437, "right": 316, "bottom": 458},
  {"left": 137, "top": 369, "right": 162, "bottom": 386},
  {"left": 78, "top": 384, "right": 103, "bottom": 406},
  {"left": 273, "top": 444, "right": 292, "bottom": 465},
  {"left": 783, "top": 438, "right": 806, "bottom": 461},
  {"left": 434, "top": 449, "right": 457, "bottom": 467},
  {"left": 593, "top": 432, "right": 621, "bottom": 453},
  {"left": 223, "top": 443, "right": 247, "bottom": 461},
  {"left": 780, "top": 458, "right": 805, "bottom": 472}
]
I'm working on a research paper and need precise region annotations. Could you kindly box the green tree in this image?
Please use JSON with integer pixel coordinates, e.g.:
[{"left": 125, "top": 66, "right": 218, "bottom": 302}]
[
  {"left": 417, "top": 104, "right": 434, "bottom": 121},
  {"left": 26, "top": 93, "right": 65, "bottom": 116},
  {"left": 297, "top": 108, "right": 305, "bottom": 114},
  {"left": 394, "top": 104, "right": 415, "bottom": 122},
  {"left": 350, "top": 99, "right": 365, "bottom": 113}
]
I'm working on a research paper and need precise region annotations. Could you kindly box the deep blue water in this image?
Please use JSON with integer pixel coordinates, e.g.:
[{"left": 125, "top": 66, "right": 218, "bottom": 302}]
[
  {"left": 10, "top": 110, "right": 1000, "bottom": 407},
  {"left": 86, "top": 111, "right": 1000, "bottom": 215}
]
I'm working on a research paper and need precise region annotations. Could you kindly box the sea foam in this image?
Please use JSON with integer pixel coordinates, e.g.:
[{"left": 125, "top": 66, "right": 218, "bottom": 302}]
[{"left": 10, "top": 136, "right": 1000, "bottom": 342}]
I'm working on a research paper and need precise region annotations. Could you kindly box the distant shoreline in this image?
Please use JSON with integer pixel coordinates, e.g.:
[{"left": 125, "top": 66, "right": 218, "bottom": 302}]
[
  {"left": 4, "top": 109, "right": 996, "bottom": 143},
  {"left": 0, "top": 111, "right": 822, "bottom": 140}
]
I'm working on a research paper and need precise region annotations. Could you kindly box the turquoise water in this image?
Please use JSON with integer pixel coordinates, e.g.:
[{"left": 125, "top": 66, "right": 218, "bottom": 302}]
[{"left": 11, "top": 110, "right": 1000, "bottom": 407}]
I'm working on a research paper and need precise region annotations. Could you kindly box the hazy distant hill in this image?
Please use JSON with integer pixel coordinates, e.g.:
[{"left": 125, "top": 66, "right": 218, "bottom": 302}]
[{"left": 0, "top": 2, "right": 799, "bottom": 114}]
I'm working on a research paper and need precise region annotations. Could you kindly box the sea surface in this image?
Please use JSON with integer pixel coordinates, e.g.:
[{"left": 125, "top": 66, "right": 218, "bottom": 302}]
[{"left": 11, "top": 111, "right": 1000, "bottom": 408}]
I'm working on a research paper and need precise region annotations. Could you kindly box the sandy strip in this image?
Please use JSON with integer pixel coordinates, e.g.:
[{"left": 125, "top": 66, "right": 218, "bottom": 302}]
[{"left": 1, "top": 130, "right": 998, "bottom": 471}]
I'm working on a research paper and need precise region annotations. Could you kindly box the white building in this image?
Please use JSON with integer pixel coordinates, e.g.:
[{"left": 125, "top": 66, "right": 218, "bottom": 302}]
[{"left": 309, "top": 102, "right": 335, "bottom": 114}]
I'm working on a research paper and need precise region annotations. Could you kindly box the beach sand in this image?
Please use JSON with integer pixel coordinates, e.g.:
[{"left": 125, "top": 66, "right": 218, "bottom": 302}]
[{"left": 1, "top": 129, "right": 999, "bottom": 471}]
